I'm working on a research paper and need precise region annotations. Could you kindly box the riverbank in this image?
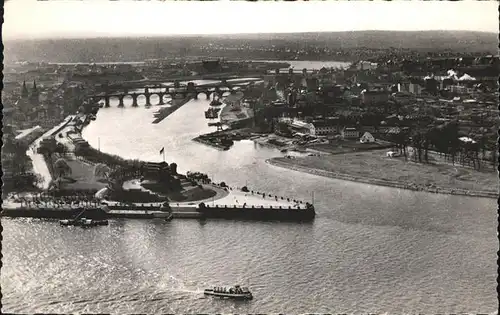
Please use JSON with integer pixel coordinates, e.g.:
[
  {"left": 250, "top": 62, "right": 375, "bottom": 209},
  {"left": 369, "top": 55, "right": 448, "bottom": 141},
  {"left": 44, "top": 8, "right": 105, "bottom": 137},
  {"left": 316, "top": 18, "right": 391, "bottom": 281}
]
[
  {"left": 152, "top": 96, "right": 192, "bottom": 124},
  {"left": 219, "top": 92, "right": 253, "bottom": 127},
  {"left": 267, "top": 150, "right": 498, "bottom": 199}
]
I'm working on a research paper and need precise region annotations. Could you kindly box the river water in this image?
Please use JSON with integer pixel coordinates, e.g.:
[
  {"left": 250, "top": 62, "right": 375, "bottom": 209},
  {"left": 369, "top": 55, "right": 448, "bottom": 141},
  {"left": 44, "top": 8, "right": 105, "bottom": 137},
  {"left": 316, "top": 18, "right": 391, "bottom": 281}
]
[{"left": 2, "top": 62, "right": 497, "bottom": 313}]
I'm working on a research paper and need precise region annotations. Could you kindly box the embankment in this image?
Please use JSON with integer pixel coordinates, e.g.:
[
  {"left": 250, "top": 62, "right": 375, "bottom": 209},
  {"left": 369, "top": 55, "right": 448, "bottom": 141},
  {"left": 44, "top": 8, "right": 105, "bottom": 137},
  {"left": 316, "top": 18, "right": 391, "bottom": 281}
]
[{"left": 267, "top": 155, "right": 498, "bottom": 199}]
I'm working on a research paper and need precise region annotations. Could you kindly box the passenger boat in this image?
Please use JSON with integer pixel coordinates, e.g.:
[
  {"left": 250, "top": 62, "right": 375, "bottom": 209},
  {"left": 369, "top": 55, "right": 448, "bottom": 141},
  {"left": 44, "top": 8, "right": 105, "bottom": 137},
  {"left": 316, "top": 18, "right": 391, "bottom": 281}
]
[
  {"left": 59, "top": 218, "right": 109, "bottom": 227},
  {"left": 204, "top": 285, "right": 253, "bottom": 300}
]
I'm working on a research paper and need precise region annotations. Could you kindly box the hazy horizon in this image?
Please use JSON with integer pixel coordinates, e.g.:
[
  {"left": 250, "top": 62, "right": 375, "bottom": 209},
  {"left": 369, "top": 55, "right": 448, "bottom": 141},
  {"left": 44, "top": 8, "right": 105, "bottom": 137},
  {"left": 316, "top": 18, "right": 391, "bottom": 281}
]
[
  {"left": 4, "top": 0, "right": 498, "bottom": 40},
  {"left": 4, "top": 29, "right": 497, "bottom": 42}
]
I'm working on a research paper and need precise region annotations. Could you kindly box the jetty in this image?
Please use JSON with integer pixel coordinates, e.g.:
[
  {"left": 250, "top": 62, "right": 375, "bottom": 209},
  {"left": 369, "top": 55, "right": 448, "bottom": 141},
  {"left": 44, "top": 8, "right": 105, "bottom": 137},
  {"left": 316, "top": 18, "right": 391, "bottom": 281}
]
[{"left": 152, "top": 96, "right": 192, "bottom": 124}]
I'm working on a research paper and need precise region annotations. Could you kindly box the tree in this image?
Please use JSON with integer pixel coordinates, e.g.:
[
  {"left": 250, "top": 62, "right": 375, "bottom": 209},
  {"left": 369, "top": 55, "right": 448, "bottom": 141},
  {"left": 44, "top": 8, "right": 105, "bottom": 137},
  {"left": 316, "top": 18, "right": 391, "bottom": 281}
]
[
  {"left": 56, "top": 143, "right": 66, "bottom": 154},
  {"left": 94, "top": 163, "right": 111, "bottom": 181},
  {"left": 411, "top": 132, "right": 423, "bottom": 162},
  {"left": 53, "top": 158, "right": 72, "bottom": 179}
]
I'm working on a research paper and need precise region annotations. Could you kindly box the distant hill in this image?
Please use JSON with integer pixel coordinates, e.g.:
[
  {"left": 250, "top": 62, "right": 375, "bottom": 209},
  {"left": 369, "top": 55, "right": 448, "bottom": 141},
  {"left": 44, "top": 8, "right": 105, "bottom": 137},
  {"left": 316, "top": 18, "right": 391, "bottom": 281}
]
[
  {"left": 211, "top": 30, "right": 498, "bottom": 51},
  {"left": 4, "top": 31, "right": 497, "bottom": 64}
]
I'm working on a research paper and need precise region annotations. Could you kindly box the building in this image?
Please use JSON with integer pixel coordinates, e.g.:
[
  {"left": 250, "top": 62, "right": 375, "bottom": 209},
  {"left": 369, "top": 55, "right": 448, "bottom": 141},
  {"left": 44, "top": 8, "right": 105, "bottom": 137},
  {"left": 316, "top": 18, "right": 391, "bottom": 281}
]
[
  {"left": 321, "top": 85, "right": 343, "bottom": 102},
  {"left": 449, "top": 85, "right": 474, "bottom": 94},
  {"left": 341, "top": 127, "right": 360, "bottom": 139},
  {"left": 38, "top": 137, "right": 57, "bottom": 154},
  {"left": 359, "top": 132, "right": 376, "bottom": 143},
  {"left": 142, "top": 161, "right": 170, "bottom": 176},
  {"left": 408, "top": 83, "right": 423, "bottom": 95},
  {"left": 289, "top": 120, "right": 316, "bottom": 136},
  {"left": 360, "top": 125, "right": 376, "bottom": 133},
  {"left": 355, "top": 61, "right": 378, "bottom": 71},
  {"left": 306, "top": 78, "right": 319, "bottom": 91},
  {"left": 312, "top": 120, "right": 339, "bottom": 136},
  {"left": 424, "top": 78, "right": 439, "bottom": 94},
  {"left": 361, "top": 90, "right": 389, "bottom": 105}
]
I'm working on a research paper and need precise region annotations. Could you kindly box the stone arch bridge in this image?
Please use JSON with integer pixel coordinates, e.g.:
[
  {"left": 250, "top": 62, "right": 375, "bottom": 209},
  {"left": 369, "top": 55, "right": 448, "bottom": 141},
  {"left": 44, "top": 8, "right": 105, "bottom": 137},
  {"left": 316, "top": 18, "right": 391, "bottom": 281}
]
[{"left": 89, "top": 81, "right": 248, "bottom": 107}]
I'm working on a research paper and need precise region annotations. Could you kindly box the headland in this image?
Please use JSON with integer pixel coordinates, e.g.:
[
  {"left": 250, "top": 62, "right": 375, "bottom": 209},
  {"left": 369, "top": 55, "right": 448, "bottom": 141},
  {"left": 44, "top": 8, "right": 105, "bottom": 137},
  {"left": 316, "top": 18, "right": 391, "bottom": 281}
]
[{"left": 3, "top": 101, "right": 315, "bottom": 221}]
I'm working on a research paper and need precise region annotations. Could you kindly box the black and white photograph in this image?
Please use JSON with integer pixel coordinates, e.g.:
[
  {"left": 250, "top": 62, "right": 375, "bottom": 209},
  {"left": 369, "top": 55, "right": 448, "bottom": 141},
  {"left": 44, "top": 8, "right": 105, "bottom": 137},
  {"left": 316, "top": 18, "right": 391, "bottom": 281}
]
[{"left": 1, "top": 0, "right": 498, "bottom": 313}]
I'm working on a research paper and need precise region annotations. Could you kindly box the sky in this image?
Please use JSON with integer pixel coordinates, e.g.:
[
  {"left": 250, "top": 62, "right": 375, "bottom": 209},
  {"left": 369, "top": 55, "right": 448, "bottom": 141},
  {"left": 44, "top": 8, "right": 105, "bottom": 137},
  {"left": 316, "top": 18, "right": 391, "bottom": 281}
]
[{"left": 3, "top": 0, "right": 498, "bottom": 39}]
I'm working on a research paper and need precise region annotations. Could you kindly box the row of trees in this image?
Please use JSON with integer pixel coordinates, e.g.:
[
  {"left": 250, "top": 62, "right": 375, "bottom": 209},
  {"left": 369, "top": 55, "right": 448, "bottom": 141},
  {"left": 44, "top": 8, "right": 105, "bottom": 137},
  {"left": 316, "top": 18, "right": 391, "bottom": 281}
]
[
  {"left": 388, "top": 122, "right": 496, "bottom": 170},
  {"left": 2, "top": 137, "right": 42, "bottom": 193}
]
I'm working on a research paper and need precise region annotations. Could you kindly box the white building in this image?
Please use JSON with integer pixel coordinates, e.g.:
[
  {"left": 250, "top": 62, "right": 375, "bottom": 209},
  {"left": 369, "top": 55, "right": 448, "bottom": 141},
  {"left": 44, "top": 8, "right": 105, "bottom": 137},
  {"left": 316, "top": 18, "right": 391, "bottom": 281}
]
[
  {"left": 312, "top": 120, "right": 340, "bottom": 136},
  {"left": 356, "top": 61, "right": 378, "bottom": 71},
  {"left": 359, "top": 132, "right": 376, "bottom": 143},
  {"left": 341, "top": 127, "right": 360, "bottom": 139}
]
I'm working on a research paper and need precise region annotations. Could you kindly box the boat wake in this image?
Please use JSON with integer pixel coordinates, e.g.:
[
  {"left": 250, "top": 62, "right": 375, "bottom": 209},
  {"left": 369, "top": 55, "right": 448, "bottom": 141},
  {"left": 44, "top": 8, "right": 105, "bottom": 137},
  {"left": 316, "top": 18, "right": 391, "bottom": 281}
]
[{"left": 160, "top": 274, "right": 204, "bottom": 295}]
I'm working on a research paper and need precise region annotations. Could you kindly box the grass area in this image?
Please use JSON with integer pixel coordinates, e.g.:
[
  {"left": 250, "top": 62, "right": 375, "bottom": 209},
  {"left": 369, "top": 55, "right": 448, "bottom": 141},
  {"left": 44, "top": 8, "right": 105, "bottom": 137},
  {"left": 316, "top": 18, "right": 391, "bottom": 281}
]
[
  {"left": 60, "top": 159, "right": 107, "bottom": 191},
  {"left": 270, "top": 149, "right": 497, "bottom": 198}
]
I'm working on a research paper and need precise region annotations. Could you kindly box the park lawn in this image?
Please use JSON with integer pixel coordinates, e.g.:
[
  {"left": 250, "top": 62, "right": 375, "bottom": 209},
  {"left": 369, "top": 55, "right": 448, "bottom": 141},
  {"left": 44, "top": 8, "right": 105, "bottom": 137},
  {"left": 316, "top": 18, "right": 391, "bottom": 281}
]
[
  {"left": 60, "top": 159, "right": 107, "bottom": 191},
  {"left": 275, "top": 149, "right": 498, "bottom": 194}
]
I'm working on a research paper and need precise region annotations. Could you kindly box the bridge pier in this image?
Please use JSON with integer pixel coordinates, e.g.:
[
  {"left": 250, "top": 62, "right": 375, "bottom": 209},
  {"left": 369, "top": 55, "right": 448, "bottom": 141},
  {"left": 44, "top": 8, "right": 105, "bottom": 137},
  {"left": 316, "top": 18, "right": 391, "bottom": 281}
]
[
  {"left": 145, "top": 93, "right": 151, "bottom": 106},
  {"left": 104, "top": 96, "right": 110, "bottom": 108},
  {"left": 131, "top": 93, "right": 139, "bottom": 107},
  {"left": 158, "top": 93, "right": 165, "bottom": 105},
  {"left": 118, "top": 95, "right": 125, "bottom": 107},
  {"left": 206, "top": 93, "right": 211, "bottom": 100}
]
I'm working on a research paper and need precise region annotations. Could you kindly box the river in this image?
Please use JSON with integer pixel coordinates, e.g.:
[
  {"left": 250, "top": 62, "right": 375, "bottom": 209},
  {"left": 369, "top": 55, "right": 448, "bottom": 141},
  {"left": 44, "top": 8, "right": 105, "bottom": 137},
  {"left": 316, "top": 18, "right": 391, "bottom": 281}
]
[{"left": 1, "top": 62, "right": 497, "bottom": 313}]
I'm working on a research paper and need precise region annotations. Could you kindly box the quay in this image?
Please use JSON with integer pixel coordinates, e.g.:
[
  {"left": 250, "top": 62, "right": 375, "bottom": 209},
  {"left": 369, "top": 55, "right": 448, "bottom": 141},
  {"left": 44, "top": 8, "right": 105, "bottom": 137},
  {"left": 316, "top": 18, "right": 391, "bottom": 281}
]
[
  {"left": 1, "top": 203, "right": 315, "bottom": 222},
  {"left": 2, "top": 186, "right": 315, "bottom": 221}
]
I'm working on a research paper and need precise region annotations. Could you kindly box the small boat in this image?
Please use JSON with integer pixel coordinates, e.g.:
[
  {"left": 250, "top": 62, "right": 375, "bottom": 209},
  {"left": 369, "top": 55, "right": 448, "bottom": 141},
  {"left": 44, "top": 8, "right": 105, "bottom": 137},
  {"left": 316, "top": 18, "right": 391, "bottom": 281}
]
[
  {"left": 204, "top": 285, "right": 253, "bottom": 300},
  {"left": 59, "top": 218, "right": 109, "bottom": 227}
]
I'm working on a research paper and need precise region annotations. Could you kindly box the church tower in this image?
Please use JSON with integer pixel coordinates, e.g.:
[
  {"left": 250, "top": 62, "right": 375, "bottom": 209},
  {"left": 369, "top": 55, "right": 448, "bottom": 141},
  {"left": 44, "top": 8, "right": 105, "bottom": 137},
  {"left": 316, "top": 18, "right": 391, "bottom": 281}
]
[
  {"left": 30, "top": 80, "right": 39, "bottom": 103},
  {"left": 21, "top": 81, "right": 29, "bottom": 98}
]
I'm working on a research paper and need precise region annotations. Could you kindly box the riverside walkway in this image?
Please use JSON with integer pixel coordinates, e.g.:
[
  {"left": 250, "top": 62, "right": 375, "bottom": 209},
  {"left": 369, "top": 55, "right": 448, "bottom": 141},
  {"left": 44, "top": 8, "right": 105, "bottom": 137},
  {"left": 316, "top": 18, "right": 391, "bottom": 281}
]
[{"left": 26, "top": 116, "right": 75, "bottom": 190}]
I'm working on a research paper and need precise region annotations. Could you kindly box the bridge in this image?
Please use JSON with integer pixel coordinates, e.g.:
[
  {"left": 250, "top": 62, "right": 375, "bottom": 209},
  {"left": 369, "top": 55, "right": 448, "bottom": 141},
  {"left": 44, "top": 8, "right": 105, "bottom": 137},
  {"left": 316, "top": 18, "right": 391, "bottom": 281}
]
[
  {"left": 97, "top": 73, "right": 263, "bottom": 90},
  {"left": 90, "top": 78, "right": 261, "bottom": 107},
  {"left": 101, "top": 72, "right": 266, "bottom": 90}
]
